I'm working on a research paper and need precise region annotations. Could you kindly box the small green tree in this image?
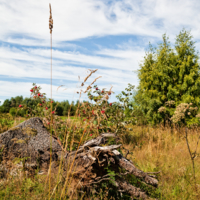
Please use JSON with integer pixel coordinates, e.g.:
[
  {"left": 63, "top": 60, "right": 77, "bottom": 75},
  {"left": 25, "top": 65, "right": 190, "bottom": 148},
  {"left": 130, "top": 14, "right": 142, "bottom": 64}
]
[{"left": 134, "top": 29, "right": 200, "bottom": 126}]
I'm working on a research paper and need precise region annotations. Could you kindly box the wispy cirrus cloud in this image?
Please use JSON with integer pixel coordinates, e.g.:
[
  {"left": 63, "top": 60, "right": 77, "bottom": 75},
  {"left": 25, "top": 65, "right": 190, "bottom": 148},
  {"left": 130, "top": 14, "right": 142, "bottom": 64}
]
[{"left": 1, "top": 0, "right": 199, "bottom": 43}]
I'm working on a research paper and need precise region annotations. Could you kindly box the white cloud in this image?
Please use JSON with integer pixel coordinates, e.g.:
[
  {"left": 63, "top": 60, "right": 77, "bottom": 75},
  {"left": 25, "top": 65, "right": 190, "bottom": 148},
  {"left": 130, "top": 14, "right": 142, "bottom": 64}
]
[
  {"left": 1, "top": 0, "right": 200, "bottom": 104},
  {"left": 1, "top": 0, "right": 199, "bottom": 42},
  {"left": 0, "top": 42, "right": 139, "bottom": 103},
  {"left": 0, "top": 45, "right": 142, "bottom": 80}
]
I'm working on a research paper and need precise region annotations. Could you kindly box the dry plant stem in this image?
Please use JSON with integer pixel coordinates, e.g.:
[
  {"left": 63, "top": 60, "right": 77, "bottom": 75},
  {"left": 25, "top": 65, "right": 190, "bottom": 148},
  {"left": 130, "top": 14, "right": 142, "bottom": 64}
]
[
  {"left": 49, "top": 3, "right": 53, "bottom": 200},
  {"left": 83, "top": 69, "right": 98, "bottom": 83},
  {"left": 67, "top": 127, "right": 93, "bottom": 197},
  {"left": 84, "top": 76, "right": 102, "bottom": 93},
  {"left": 60, "top": 122, "right": 90, "bottom": 199},
  {"left": 63, "top": 74, "right": 95, "bottom": 152},
  {"left": 194, "top": 128, "right": 200, "bottom": 154},
  {"left": 185, "top": 128, "right": 197, "bottom": 192},
  {"left": 54, "top": 152, "right": 65, "bottom": 199}
]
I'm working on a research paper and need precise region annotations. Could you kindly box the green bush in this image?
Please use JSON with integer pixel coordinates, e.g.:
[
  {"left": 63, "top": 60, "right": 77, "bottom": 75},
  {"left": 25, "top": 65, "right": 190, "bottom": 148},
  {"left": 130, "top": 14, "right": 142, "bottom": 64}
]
[
  {"left": 17, "top": 109, "right": 26, "bottom": 117},
  {"left": 9, "top": 107, "right": 17, "bottom": 117}
]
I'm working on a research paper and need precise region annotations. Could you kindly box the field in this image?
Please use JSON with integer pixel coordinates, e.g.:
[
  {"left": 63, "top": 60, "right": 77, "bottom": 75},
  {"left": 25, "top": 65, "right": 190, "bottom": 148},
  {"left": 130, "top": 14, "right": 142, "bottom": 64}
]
[{"left": 0, "top": 113, "right": 199, "bottom": 199}]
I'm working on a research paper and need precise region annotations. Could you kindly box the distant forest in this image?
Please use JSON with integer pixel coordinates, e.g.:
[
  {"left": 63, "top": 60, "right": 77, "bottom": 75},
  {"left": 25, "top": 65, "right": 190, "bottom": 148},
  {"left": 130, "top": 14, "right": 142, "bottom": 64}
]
[{"left": 0, "top": 96, "right": 94, "bottom": 117}]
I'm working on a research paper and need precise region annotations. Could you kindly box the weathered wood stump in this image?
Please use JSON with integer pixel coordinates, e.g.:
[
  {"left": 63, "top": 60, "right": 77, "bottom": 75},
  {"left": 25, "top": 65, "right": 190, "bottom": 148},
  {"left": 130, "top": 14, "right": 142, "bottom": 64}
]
[{"left": 0, "top": 117, "right": 159, "bottom": 199}]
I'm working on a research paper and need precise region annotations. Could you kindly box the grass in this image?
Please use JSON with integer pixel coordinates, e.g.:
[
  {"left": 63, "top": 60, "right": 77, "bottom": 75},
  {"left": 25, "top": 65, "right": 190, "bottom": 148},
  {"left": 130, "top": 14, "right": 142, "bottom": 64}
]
[
  {"left": 123, "top": 125, "right": 200, "bottom": 199},
  {"left": 0, "top": 114, "right": 80, "bottom": 134},
  {"left": 0, "top": 6, "right": 199, "bottom": 198},
  {"left": 60, "top": 116, "right": 80, "bottom": 122},
  {"left": 1, "top": 114, "right": 200, "bottom": 199}
]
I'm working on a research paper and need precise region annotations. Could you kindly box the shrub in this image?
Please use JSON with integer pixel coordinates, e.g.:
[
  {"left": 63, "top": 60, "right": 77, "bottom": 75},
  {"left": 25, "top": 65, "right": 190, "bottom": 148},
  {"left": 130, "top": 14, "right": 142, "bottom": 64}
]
[{"left": 9, "top": 107, "right": 17, "bottom": 117}]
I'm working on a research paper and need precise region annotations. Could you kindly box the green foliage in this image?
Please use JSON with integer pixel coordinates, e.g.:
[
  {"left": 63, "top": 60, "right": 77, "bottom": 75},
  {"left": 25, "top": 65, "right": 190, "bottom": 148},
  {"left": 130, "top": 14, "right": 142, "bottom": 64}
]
[
  {"left": 84, "top": 84, "right": 127, "bottom": 136},
  {"left": 55, "top": 105, "right": 63, "bottom": 116},
  {"left": 2, "top": 99, "right": 11, "bottom": 113},
  {"left": 0, "top": 114, "right": 14, "bottom": 133},
  {"left": 116, "top": 83, "right": 135, "bottom": 120},
  {"left": 126, "top": 174, "right": 161, "bottom": 199},
  {"left": 9, "top": 107, "right": 17, "bottom": 117},
  {"left": 0, "top": 105, "right": 6, "bottom": 113},
  {"left": 134, "top": 29, "right": 200, "bottom": 126},
  {"left": 11, "top": 96, "right": 23, "bottom": 107},
  {"left": 62, "top": 101, "right": 70, "bottom": 116}
]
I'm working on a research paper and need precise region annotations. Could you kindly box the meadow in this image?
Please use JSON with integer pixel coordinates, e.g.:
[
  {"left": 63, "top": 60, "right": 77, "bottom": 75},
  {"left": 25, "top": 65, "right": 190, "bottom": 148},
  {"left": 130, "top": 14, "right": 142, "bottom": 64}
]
[
  {"left": 0, "top": 22, "right": 199, "bottom": 199},
  {"left": 0, "top": 110, "right": 199, "bottom": 199}
]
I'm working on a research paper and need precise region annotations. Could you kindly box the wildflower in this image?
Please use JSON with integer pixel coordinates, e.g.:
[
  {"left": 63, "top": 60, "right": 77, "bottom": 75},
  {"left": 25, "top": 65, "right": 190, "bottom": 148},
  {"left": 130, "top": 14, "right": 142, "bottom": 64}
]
[
  {"left": 19, "top": 105, "right": 22, "bottom": 108},
  {"left": 35, "top": 86, "right": 37, "bottom": 89},
  {"left": 83, "top": 119, "right": 86, "bottom": 121},
  {"left": 30, "top": 89, "right": 33, "bottom": 92},
  {"left": 109, "top": 103, "right": 112, "bottom": 106},
  {"left": 45, "top": 107, "right": 48, "bottom": 110},
  {"left": 52, "top": 111, "right": 55, "bottom": 114},
  {"left": 158, "top": 107, "right": 166, "bottom": 113},
  {"left": 38, "top": 93, "right": 40, "bottom": 96},
  {"left": 89, "top": 134, "right": 93, "bottom": 136},
  {"left": 39, "top": 103, "right": 42, "bottom": 106},
  {"left": 101, "top": 110, "right": 105, "bottom": 114},
  {"left": 96, "top": 87, "right": 98, "bottom": 90}
]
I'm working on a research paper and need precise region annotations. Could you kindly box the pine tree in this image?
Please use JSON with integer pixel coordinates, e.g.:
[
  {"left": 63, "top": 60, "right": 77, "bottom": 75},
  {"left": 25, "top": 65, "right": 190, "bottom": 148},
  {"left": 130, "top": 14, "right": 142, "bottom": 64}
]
[{"left": 134, "top": 29, "right": 200, "bottom": 125}]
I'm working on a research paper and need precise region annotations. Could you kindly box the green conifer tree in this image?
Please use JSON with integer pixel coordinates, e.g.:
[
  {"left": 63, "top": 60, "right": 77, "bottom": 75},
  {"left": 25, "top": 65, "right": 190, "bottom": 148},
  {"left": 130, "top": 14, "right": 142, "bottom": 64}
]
[{"left": 134, "top": 29, "right": 200, "bottom": 125}]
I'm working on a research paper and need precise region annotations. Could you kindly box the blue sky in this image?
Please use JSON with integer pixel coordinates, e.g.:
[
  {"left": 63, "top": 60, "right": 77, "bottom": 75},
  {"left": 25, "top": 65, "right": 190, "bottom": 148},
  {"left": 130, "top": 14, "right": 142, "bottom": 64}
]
[{"left": 1, "top": 0, "right": 200, "bottom": 105}]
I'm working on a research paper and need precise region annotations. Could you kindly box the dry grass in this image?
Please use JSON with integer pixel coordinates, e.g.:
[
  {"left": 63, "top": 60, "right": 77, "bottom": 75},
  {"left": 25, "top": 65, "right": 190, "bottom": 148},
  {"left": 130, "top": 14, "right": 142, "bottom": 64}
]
[
  {"left": 123, "top": 125, "right": 200, "bottom": 199},
  {"left": 1, "top": 114, "right": 200, "bottom": 199}
]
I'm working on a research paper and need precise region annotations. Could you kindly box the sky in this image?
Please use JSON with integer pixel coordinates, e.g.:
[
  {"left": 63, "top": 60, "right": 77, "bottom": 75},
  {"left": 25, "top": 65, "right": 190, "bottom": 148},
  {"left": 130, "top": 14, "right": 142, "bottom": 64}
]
[{"left": 1, "top": 0, "right": 200, "bottom": 105}]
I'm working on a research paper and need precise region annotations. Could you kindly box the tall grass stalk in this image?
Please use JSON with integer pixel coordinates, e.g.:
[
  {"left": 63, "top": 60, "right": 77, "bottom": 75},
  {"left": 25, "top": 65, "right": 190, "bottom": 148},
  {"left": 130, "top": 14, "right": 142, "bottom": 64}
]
[{"left": 49, "top": 3, "right": 53, "bottom": 200}]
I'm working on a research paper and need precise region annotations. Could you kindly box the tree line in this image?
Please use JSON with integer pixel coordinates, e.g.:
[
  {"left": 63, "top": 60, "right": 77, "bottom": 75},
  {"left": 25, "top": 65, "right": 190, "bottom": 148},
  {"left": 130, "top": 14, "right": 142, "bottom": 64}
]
[{"left": 0, "top": 96, "right": 89, "bottom": 117}]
